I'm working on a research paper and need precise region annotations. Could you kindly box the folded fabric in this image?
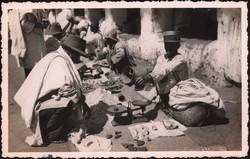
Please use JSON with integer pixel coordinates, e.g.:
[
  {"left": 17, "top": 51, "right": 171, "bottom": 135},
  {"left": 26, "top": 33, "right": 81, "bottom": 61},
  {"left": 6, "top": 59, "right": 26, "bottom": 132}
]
[{"left": 169, "top": 78, "right": 226, "bottom": 118}]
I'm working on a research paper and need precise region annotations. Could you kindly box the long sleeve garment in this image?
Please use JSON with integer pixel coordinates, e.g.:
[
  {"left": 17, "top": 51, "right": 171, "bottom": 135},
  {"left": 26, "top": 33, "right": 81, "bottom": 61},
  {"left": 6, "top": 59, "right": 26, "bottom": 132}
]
[{"left": 149, "top": 53, "right": 189, "bottom": 95}]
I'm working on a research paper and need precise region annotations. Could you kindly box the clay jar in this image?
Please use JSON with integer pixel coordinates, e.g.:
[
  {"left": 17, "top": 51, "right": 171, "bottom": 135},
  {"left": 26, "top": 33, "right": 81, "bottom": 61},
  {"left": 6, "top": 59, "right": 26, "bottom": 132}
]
[{"left": 121, "top": 65, "right": 149, "bottom": 87}]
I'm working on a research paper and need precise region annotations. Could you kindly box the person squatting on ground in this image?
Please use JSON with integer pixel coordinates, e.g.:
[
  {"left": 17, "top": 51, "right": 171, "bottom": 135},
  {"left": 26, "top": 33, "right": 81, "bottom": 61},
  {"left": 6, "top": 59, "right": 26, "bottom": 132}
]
[
  {"left": 135, "top": 30, "right": 224, "bottom": 126},
  {"left": 14, "top": 34, "right": 91, "bottom": 146},
  {"left": 9, "top": 11, "right": 47, "bottom": 78},
  {"left": 103, "top": 28, "right": 135, "bottom": 74}
]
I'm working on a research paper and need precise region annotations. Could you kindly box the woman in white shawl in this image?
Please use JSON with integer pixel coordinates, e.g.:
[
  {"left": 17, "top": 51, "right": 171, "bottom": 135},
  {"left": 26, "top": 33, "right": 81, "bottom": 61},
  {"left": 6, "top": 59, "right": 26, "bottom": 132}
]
[{"left": 14, "top": 34, "right": 91, "bottom": 146}]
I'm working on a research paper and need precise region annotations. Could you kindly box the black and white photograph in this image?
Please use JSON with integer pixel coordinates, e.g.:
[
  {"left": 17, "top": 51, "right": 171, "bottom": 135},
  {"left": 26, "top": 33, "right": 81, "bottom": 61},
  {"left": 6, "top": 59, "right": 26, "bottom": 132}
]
[{"left": 1, "top": 1, "right": 248, "bottom": 158}]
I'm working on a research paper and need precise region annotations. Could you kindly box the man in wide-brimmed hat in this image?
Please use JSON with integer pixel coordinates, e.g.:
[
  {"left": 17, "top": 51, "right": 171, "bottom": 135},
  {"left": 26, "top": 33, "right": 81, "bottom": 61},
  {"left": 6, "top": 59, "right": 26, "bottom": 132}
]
[
  {"left": 135, "top": 30, "right": 189, "bottom": 111},
  {"left": 103, "top": 28, "right": 135, "bottom": 74},
  {"left": 135, "top": 30, "right": 188, "bottom": 92},
  {"left": 15, "top": 34, "right": 91, "bottom": 146},
  {"left": 45, "top": 22, "right": 65, "bottom": 53}
]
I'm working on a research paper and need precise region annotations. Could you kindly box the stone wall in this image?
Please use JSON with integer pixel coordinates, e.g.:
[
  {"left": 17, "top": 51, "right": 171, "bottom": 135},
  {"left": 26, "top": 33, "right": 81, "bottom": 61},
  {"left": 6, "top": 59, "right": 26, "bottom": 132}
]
[{"left": 120, "top": 8, "right": 241, "bottom": 86}]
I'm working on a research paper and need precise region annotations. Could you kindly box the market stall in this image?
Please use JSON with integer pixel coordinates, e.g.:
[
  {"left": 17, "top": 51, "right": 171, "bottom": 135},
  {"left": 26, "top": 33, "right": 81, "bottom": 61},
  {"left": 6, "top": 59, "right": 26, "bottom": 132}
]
[{"left": 68, "top": 58, "right": 188, "bottom": 151}]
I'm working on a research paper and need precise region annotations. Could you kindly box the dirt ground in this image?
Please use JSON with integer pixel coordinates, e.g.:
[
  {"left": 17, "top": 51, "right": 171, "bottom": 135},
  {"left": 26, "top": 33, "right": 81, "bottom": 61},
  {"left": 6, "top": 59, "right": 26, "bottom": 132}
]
[{"left": 7, "top": 54, "right": 242, "bottom": 155}]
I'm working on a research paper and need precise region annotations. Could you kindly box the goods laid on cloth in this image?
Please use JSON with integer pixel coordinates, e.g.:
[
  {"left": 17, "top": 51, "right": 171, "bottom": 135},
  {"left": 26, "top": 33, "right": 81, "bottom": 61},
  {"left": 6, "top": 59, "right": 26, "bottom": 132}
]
[
  {"left": 128, "top": 119, "right": 186, "bottom": 141},
  {"left": 69, "top": 132, "right": 112, "bottom": 152},
  {"left": 137, "top": 86, "right": 159, "bottom": 103},
  {"left": 169, "top": 78, "right": 226, "bottom": 118},
  {"left": 85, "top": 88, "right": 126, "bottom": 107}
]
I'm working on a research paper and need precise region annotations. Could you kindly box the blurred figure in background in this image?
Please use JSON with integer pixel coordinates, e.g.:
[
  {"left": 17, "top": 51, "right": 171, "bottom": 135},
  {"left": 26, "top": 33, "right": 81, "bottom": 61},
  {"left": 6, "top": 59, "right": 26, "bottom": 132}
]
[
  {"left": 85, "top": 21, "right": 105, "bottom": 59},
  {"left": 9, "top": 11, "right": 47, "bottom": 78},
  {"left": 45, "top": 22, "right": 65, "bottom": 53}
]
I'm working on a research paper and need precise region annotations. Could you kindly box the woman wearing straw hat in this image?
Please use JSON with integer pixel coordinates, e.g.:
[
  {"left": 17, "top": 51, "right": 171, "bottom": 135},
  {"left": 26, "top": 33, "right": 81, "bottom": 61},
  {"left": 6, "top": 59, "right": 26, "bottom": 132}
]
[{"left": 14, "top": 34, "right": 91, "bottom": 146}]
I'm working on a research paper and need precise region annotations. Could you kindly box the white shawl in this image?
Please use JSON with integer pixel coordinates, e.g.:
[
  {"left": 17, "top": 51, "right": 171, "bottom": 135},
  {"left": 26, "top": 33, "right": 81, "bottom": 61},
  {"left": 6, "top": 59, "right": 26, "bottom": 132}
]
[{"left": 14, "top": 46, "right": 82, "bottom": 129}]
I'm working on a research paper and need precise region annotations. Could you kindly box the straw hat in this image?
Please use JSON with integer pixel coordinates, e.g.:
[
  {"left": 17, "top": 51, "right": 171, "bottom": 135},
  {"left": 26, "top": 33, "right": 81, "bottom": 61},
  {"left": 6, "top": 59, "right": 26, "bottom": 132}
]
[{"left": 160, "top": 30, "right": 181, "bottom": 42}]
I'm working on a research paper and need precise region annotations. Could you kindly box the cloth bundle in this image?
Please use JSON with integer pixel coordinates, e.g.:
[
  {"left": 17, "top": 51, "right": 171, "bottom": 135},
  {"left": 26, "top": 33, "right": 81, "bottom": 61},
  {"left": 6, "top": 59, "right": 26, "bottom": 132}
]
[
  {"left": 169, "top": 78, "right": 226, "bottom": 118},
  {"left": 52, "top": 84, "right": 77, "bottom": 101}
]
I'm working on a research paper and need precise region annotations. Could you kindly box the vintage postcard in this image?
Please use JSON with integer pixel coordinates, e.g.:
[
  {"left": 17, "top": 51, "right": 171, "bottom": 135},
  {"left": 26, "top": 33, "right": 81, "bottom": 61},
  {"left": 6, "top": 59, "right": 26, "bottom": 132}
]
[{"left": 1, "top": 1, "right": 248, "bottom": 158}]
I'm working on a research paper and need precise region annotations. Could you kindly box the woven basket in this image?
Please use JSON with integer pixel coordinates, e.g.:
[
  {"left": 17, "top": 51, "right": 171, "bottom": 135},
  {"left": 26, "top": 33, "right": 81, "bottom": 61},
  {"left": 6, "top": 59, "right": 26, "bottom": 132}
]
[{"left": 170, "top": 102, "right": 211, "bottom": 127}]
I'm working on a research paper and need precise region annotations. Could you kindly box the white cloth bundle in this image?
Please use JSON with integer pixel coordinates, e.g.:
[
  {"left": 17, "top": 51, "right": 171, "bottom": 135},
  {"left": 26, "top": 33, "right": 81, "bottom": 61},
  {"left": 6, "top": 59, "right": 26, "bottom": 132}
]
[{"left": 169, "top": 78, "right": 226, "bottom": 118}]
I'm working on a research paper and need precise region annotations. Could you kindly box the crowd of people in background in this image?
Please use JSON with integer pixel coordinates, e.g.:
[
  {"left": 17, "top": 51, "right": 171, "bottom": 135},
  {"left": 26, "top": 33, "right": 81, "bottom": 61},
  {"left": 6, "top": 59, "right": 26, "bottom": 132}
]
[{"left": 8, "top": 9, "right": 133, "bottom": 77}]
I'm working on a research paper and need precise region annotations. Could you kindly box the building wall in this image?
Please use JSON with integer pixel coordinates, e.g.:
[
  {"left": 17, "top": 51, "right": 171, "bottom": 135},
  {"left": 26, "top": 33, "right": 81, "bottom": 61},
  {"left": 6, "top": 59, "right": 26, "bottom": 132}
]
[
  {"left": 52, "top": 8, "right": 241, "bottom": 86},
  {"left": 121, "top": 8, "right": 241, "bottom": 86}
]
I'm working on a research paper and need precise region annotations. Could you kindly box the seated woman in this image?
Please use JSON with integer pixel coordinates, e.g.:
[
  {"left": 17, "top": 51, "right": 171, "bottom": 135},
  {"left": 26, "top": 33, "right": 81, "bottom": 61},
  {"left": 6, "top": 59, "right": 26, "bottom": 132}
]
[{"left": 14, "top": 34, "right": 91, "bottom": 146}]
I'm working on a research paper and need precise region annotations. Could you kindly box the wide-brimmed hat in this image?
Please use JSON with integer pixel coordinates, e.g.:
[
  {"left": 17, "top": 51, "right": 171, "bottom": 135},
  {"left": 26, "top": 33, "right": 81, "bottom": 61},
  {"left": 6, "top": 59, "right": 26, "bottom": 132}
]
[
  {"left": 45, "top": 22, "right": 63, "bottom": 35},
  {"left": 160, "top": 30, "right": 181, "bottom": 42},
  {"left": 105, "top": 28, "right": 119, "bottom": 41},
  {"left": 60, "top": 34, "right": 87, "bottom": 57}
]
